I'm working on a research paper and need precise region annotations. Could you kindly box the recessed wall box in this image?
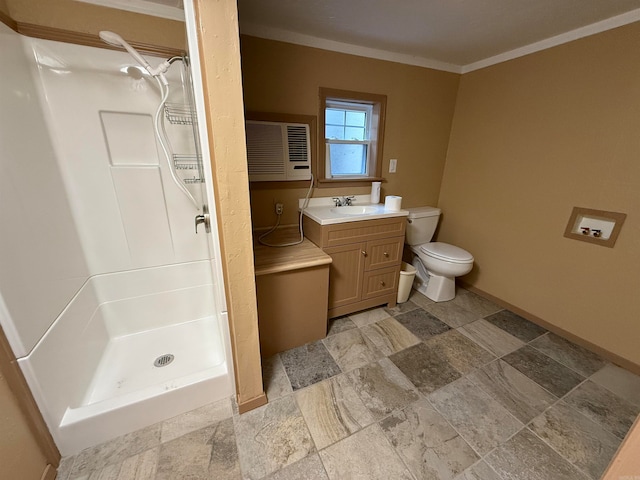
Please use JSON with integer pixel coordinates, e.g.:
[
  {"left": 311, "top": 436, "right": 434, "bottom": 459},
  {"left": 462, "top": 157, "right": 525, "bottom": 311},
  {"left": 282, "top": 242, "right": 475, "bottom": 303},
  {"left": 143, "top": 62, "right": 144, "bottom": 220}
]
[{"left": 564, "top": 207, "right": 626, "bottom": 248}]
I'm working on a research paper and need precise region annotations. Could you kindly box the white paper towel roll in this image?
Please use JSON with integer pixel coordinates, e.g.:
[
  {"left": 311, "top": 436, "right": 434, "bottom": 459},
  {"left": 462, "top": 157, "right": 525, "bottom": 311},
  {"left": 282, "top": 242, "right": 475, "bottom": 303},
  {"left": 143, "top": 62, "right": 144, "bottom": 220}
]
[
  {"left": 385, "top": 195, "right": 402, "bottom": 211},
  {"left": 371, "top": 181, "right": 381, "bottom": 204}
]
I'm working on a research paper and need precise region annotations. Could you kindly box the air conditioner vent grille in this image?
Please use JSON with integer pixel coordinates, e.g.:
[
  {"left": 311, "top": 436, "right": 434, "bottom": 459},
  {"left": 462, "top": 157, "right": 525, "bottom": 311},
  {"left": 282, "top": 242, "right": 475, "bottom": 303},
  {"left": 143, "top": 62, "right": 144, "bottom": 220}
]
[
  {"left": 246, "top": 123, "right": 285, "bottom": 175},
  {"left": 287, "top": 125, "right": 309, "bottom": 162}
]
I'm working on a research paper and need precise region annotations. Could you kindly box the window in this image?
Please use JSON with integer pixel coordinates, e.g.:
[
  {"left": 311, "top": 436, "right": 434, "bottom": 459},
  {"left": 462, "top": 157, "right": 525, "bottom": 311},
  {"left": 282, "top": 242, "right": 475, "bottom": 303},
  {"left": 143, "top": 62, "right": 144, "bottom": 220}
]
[{"left": 319, "top": 88, "right": 386, "bottom": 185}]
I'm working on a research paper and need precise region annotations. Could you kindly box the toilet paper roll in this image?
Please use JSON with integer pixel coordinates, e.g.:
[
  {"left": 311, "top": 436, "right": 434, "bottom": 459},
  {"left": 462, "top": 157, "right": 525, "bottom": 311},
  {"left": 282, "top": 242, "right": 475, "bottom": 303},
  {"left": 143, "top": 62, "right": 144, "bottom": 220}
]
[
  {"left": 370, "top": 181, "right": 381, "bottom": 204},
  {"left": 385, "top": 195, "right": 402, "bottom": 211}
]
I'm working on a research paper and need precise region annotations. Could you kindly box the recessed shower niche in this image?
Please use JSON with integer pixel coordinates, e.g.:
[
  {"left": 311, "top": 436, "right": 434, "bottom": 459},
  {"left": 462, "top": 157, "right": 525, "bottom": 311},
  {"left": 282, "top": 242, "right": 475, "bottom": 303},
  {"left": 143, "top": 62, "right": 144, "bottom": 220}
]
[{"left": 564, "top": 207, "right": 627, "bottom": 248}]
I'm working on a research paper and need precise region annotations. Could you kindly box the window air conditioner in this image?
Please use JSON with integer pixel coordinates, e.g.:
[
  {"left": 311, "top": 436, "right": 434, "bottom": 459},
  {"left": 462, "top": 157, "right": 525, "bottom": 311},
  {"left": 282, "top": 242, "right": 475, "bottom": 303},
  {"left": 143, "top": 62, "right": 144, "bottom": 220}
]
[{"left": 245, "top": 120, "right": 311, "bottom": 181}]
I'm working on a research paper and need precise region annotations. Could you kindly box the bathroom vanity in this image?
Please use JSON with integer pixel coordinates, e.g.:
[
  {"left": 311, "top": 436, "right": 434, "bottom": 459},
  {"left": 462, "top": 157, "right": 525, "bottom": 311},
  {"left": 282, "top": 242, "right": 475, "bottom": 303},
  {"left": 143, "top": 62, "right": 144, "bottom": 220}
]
[{"left": 303, "top": 213, "right": 407, "bottom": 318}]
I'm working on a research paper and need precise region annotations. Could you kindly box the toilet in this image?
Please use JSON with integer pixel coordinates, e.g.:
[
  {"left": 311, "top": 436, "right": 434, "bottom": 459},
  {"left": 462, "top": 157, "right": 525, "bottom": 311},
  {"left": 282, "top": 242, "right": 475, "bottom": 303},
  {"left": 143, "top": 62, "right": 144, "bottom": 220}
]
[{"left": 405, "top": 206, "right": 474, "bottom": 302}]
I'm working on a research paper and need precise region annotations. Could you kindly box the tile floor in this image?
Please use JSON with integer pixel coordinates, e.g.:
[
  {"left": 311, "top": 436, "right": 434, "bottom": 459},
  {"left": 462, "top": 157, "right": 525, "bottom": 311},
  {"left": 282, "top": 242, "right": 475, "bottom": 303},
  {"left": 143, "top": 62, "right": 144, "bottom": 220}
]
[{"left": 56, "top": 288, "right": 640, "bottom": 480}]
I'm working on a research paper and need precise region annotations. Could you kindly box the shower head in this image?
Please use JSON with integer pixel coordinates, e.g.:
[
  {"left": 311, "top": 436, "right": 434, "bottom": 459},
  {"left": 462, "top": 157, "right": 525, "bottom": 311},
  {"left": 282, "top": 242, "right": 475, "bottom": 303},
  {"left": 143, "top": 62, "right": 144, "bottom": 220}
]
[
  {"left": 99, "top": 30, "right": 170, "bottom": 84},
  {"left": 99, "top": 31, "right": 153, "bottom": 72}
]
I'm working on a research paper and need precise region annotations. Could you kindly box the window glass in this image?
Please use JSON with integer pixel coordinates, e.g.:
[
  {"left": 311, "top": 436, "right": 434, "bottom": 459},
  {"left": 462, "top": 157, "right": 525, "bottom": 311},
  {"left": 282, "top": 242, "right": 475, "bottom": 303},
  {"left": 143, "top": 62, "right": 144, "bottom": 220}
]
[{"left": 328, "top": 144, "right": 368, "bottom": 176}]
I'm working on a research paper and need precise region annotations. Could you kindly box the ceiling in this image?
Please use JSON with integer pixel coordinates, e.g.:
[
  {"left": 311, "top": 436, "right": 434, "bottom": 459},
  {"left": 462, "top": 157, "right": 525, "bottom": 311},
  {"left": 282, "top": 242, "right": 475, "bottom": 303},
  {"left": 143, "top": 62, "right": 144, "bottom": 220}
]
[
  {"left": 236, "top": 0, "right": 640, "bottom": 72},
  {"left": 79, "top": 0, "right": 640, "bottom": 73}
]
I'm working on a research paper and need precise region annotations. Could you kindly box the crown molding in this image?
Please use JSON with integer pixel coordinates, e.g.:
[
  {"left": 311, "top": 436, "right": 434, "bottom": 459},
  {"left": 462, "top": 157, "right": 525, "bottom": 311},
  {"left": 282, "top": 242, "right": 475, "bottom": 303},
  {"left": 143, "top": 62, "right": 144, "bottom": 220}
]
[
  {"left": 239, "top": 21, "right": 463, "bottom": 74},
  {"left": 241, "top": 8, "right": 640, "bottom": 75},
  {"left": 462, "top": 8, "right": 640, "bottom": 73}
]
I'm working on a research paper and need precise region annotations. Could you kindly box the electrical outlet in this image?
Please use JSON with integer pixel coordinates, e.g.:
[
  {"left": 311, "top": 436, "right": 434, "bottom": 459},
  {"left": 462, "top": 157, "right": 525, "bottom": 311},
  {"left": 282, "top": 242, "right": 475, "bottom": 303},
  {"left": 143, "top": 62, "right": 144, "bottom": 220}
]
[
  {"left": 275, "top": 203, "right": 284, "bottom": 215},
  {"left": 389, "top": 158, "right": 397, "bottom": 173}
]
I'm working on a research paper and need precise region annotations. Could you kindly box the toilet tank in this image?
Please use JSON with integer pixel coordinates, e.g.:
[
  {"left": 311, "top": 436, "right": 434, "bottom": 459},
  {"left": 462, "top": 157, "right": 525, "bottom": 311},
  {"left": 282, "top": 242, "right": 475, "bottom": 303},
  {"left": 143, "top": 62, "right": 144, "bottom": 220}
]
[{"left": 405, "top": 206, "right": 441, "bottom": 245}]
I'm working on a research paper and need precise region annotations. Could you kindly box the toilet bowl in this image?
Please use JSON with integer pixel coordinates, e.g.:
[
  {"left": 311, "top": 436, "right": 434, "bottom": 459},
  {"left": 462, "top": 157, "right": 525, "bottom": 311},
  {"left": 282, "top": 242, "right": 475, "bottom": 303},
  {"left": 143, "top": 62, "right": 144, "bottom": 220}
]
[
  {"left": 410, "top": 242, "right": 473, "bottom": 302},
  {"left": 405, "top": 206, "right": 474, "bottom": 302}
]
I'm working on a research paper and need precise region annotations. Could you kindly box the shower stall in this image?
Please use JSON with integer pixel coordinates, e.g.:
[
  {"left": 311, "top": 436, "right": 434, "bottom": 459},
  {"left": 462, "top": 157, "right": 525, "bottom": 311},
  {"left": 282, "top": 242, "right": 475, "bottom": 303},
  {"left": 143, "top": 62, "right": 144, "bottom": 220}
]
[{"left": 0, "top": 4, "right": 234, "bottom": 456}]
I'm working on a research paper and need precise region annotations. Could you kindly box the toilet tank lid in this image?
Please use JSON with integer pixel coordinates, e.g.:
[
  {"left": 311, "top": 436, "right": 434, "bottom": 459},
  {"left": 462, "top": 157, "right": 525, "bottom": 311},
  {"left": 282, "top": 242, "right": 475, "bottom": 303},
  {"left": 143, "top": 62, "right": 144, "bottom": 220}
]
[{"left": 406, "top": 206, "right": 441, "bottom": 219}]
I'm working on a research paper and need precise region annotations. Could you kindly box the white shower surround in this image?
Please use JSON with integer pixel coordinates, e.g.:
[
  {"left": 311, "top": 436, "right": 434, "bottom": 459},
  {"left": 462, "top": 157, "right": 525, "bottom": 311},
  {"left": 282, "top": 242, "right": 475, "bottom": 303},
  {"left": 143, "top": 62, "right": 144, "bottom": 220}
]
[
  {"left": 19, "top": 261, "right": 231, "bottom": 455},
  {"left": 0, "top": 15, "right": 234, "bottom": 457}
]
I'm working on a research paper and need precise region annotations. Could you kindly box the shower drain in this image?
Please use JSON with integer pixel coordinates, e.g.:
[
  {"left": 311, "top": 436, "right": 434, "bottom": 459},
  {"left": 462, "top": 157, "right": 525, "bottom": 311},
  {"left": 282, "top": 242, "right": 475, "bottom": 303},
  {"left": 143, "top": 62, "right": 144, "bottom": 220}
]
[{"left": 154, "top": 354, "right": 175, "bottom": 367}]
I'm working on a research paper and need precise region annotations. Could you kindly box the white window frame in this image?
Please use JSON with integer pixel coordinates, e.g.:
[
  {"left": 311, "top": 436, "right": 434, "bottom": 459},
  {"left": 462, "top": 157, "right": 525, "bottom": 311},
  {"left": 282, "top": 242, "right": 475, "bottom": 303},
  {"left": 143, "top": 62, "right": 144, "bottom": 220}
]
[
  {"left": 318, "top": 88, "right": 387, "bottom": 186},
  {"left": 324, "top": 100, "right": 374, "bottom": 178}
]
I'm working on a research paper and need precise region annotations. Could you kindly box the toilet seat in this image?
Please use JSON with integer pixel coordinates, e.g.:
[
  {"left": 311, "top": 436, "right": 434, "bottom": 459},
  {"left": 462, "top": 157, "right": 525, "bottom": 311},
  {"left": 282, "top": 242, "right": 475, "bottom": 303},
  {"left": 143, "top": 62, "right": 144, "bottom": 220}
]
[{"left": 419, "top": 242, "right": 474, "bottom": 264}]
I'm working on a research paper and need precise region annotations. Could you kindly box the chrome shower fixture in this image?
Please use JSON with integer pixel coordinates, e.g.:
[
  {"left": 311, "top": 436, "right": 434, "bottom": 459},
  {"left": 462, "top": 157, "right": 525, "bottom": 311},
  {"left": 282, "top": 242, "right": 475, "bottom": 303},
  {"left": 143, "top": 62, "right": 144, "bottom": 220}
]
[{"left": 99, "top": 30, "right": 170, "bottom": 84}]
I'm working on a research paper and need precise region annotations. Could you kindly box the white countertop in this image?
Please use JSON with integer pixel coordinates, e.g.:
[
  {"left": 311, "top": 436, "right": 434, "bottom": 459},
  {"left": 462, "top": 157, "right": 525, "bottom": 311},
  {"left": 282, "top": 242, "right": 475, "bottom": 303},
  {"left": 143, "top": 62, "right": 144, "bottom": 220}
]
[{"left": 300, "top": 195, "right": 409, "bottom": 225}]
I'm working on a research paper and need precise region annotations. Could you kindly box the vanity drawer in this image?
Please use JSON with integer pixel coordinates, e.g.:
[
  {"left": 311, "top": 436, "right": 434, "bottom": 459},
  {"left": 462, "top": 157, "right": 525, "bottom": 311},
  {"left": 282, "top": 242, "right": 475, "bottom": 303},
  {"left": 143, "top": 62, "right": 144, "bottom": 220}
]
[
  {"left": 364, "top": 237, "right": 404, "bottom": 271},
  {"left": 361, "top": 266, "right": 399, "bottom": 300}
]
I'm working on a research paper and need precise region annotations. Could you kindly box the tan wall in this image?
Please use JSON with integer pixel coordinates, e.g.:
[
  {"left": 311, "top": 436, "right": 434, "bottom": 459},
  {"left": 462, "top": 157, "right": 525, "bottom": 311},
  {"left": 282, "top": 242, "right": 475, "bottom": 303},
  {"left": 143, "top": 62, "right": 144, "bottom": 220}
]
[
  {"left": 0, "top": 371, "right": 49, "bottom": 479},
  {"left": 241, "top": 36, "right": 460, "bottom": 228},
  {"left": 439, "top": 22, "right": 640, "bottom": 367},
  {"left": 4, "top": 0, "right": 185, "bottom": 49},
  {"left": 195, "top": 0, "right": 266, "bottom": 410}
]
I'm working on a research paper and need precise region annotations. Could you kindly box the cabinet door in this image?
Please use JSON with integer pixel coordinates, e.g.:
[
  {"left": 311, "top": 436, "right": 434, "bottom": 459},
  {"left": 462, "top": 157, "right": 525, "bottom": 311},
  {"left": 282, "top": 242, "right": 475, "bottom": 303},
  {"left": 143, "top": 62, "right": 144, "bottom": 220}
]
[
  {"left": 364, "top": 237, "right": 404, "bottom": 271},
  {"left": 324, "top": 242, "right": 366, "bottom": 308},
  {"left": 361, "top": 266, "right": 399, "bottom": 300}
]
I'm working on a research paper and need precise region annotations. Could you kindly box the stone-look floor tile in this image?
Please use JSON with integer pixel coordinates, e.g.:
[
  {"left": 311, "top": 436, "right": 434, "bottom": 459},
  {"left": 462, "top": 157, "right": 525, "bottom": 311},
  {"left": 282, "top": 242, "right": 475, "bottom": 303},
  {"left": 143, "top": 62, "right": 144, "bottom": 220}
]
[
  {"left": 57, "top": 456, "right": 75, "bottom": 480},
  {"left": 529, "top": 333, "right": 607, "bottom": 377},
  {"left": 424, "top": 301, "right": 480, "bottom": 328},
  {"left": 459, "top": 319, "right": 524, "bottom": 357},
  {"left": 361, "top": 316, "right": 421, "bottom": 356},
  {"left": 484, "top": 310, "right": 547, "bottom": 342},
  {"left": 424, "top": 329, "right": 495, "bottom": 374},
  {"left": 469, "top": 360, "right": 557, "bottom": 423},
  {"left": 280, "top": 341, "right": 342, "bottom": 391},
  {"left": 384, "top": 299, "right": 419, "bottom": 316},
  {"left": 69, "top": 424, "right": 161, "bottom": 477},
  {"left": 380, "top": 398, "right": 479, "bottom": 480},
  {"left": 296, "top": 375, "right": 373, "bottom": 449},
  {"left": 348, "top": 307, "right": 392, "bottom": 327},
  {"left": 348, "top": 358, "right": 420, "bottom": 421},
  {"left": 161, "top": 397, "right": 233, "bottom": 443},
  {"left": 564, "top": 380, "right": 639, "bottom": 439},
  {"left": 327, "top": 316, "right": 357, "bottom": 336},
  {"left": 319, "top": 424, "right": 414, "bottom": 480},
  {"left": 409, "top": 289, "right": 434, "bottom": 309},
  {"left": 502, "top": 345, "right": 584, "bottom": 397},
  {"left": 454, "top": 461, "right": 503, "bottom": 480},
  {"left": 590, "top": 363, "right": 640, "bottom": 408},
  {"left": 156, "top": 418, "right": 239, "bottom": 480},
  {"left": 234, "top": 396, "right": 314, "bottom": 480},
  {"left": 88, "top": 463, "right": 120, "bottom": 479},
  {"left": 262, "top": 454, "right": 329, "bottom": 480},
  {"left": 262, "top": 354, "right": 293, "bottom": 401},
  {"left": 486, "top": 428, "right": 589, "bottom": 480},
  {"left": 429, "top": 377, "right": 523, "bottom": 455},
  {"left": 451, "top": 289, "right": 502, "bottom": 317},
  {"left": 115, "top": 447, "right": 158, "bottom": 480},
  {"left": 529, "top": 401, "right": 621, "bottom": 479},
  {"left": 394, "top": 308, "right": 450, "bottom": 341},
  {"left": 323, "top": 328, "right": 384, "bottom": 372},
  {"left": 390, "top": 342, "right": 462, "bottom": 395}
]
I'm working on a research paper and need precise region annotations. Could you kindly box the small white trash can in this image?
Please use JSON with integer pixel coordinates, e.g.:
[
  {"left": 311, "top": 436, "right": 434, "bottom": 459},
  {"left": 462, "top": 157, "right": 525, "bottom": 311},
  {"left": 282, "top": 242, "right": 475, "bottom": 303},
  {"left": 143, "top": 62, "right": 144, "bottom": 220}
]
[{"left": 397, "top": 262, "right": 417, "bottom": 303}]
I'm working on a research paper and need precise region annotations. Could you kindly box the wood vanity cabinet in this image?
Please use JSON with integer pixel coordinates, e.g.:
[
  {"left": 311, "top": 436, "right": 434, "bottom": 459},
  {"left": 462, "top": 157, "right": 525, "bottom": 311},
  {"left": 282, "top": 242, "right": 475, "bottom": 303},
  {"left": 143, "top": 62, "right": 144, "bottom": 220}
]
[{"left": 303, "top": 216, "right": 406, "bottom": 318}]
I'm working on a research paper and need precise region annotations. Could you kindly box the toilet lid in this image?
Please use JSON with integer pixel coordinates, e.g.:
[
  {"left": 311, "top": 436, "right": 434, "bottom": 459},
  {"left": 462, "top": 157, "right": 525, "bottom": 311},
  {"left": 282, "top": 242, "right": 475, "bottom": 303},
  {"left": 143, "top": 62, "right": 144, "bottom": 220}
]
[{"left": 419, "top": 242, "right": 474, "bottom": 264}]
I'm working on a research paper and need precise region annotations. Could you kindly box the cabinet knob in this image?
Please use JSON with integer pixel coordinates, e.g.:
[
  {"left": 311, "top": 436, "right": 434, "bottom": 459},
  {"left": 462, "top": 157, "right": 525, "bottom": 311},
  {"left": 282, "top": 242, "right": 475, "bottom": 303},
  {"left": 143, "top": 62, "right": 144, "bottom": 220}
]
[
  {"left": 383, "top": 252, "right": 389, "bottom": 257},
  {"left": 361, "top": 251, "right": 367, "bottom": 257},
  {"left": 380, "top": 281, "right": 386, "bottom": 287}
]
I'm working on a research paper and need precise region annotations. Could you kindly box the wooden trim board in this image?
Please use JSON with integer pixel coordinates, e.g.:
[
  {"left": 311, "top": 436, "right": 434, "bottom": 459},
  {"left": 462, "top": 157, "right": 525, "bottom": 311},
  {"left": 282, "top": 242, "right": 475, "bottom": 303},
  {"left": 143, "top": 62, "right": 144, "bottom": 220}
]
[{"left": 0, "top": 326, "right": 60, "bottom": 468}]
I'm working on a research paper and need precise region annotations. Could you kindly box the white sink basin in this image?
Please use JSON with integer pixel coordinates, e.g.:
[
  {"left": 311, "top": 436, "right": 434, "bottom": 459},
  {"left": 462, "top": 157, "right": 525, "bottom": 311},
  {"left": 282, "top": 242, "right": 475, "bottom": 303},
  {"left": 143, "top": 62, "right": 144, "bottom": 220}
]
[{"left": 330, "top": 206, "right": 380, "bottom": 215}]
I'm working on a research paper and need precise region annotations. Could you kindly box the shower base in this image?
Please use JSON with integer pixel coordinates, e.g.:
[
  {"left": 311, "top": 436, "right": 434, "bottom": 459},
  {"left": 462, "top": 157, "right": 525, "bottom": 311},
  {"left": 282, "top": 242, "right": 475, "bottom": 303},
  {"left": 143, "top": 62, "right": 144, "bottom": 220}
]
[{"left": 58, "top": 314, "right": 230, "bottom": 455}]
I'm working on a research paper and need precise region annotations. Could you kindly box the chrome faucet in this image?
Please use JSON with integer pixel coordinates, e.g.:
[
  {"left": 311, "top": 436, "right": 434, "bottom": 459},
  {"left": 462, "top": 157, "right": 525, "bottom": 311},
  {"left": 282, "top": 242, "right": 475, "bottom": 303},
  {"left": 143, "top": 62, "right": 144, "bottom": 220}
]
[{"left": 332, "top": 196, "right": 356, "bottom": 207}]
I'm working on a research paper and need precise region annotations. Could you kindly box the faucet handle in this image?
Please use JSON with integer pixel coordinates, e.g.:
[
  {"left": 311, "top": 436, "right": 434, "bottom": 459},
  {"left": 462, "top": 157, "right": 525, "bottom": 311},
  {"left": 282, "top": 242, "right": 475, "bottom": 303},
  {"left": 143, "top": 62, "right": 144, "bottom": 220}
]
[
  {"left": 332, "top": 197, "right": 341, "bottom": 206},
  {"left": 344, "top": 196, "right": 355, "bottom": 206}
]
